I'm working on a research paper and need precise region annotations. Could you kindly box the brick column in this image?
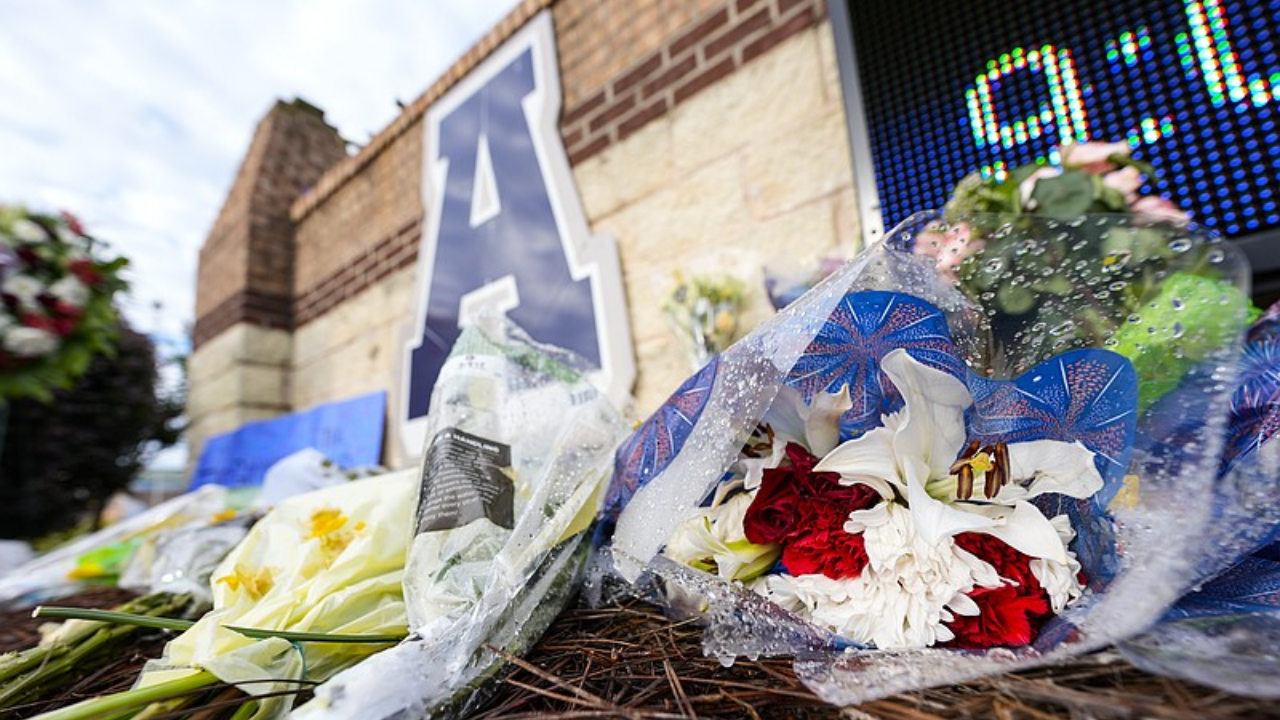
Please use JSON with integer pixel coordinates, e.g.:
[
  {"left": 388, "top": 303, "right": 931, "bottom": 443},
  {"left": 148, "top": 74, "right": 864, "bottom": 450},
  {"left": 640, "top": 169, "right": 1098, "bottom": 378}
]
[{"left": 187, "top": 99, "right": 347, "bottom": 465}]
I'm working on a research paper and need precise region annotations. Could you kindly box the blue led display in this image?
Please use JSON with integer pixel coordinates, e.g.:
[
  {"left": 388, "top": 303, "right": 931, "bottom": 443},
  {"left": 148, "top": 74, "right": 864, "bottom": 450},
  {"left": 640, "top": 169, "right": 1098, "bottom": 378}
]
[{"left": 848, "top": 0, "right": 1280, "bottom": 239}]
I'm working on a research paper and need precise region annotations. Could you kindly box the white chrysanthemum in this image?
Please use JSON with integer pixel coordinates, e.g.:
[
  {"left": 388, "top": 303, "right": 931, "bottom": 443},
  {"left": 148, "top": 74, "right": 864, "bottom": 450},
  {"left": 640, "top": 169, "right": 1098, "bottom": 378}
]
[
  {"left": 1031, "top": 514, "right": 1085, "bottom": 613},
  {"left": 5, "top": 326, "right": 59, "bottom": 357},
  {"left": 47, "top": 275, "right": 89, "bottom": 308},
  {"left": 746, "top": 573, "right": 807, "bottom": 615},
  {"left": 2, "top": 274, "right": 44, "bottom": 311},
  {"left": 762, "top": 503, "right": 1001, "bottom": 649}
]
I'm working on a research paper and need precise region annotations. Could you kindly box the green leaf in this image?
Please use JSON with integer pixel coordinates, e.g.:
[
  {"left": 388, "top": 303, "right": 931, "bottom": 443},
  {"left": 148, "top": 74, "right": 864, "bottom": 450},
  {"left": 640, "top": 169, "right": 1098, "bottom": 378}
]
[{"left": 1030, "top": 172, "right": 1095, "bottom": 217}]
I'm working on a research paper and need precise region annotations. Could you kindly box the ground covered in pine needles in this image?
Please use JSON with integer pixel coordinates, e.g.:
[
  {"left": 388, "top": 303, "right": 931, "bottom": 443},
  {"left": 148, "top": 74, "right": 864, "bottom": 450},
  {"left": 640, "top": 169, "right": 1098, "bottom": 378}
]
[{"left": 4, "top": 589, "right": 1279, "bottom": 719}]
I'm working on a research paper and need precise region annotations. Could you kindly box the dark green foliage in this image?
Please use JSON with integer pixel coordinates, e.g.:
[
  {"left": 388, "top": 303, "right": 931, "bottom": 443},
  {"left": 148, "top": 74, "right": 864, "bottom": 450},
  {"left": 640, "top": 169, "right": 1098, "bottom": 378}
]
[{"left": 0, "top": 325, "right": 182, "bottom": 539}]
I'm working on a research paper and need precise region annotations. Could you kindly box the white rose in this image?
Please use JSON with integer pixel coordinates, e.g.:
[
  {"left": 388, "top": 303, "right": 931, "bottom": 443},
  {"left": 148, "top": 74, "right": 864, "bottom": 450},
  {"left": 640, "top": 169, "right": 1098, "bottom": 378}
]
[
  {"left": 4, "top": 326, "right": 59, "bottom": 357},
  {"left": 2, "top": 274, "right": 44, "bottom": 310},
  {"left": 11, "top": 219, "right": 45, "bottom": 243},
  {"left": 48, "top": 275, "right": 89, "bottom": 308}
]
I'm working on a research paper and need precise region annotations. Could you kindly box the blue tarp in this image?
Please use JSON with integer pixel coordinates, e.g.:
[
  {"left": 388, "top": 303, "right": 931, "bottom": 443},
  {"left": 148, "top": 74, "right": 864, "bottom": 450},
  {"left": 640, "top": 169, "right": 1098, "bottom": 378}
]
[{"left": 190, "top": 391, "right": 387, "bottom": 489}]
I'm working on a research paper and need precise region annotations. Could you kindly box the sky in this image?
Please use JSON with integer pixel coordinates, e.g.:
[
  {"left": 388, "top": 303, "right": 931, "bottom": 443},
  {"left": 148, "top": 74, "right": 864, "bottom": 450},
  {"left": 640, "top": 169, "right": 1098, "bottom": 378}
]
[{"left": 0, "top": 0, "right": 520, "bottom": 357}]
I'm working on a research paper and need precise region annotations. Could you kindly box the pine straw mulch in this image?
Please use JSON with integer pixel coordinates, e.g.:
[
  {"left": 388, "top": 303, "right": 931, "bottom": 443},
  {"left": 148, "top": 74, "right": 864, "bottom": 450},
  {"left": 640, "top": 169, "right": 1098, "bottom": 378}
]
[{"left": 4, "top": 589, "right": 1280, "bottom": 720}]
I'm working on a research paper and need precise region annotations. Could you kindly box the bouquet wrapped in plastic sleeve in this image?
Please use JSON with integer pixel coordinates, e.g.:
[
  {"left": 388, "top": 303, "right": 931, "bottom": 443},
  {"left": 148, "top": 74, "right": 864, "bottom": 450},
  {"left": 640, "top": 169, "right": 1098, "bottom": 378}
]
[
  {"left": 1120, "top": 301, "right": 1280, "bottom": 697},
  {"left": 296, "top": 316, "right": 630, "bottom": 720},
  {"left": 598, "top": 210, "right": 1254, "bottom": 703},
  {"left": 0, "top": 485, "right": 229, "bottom": 607}
]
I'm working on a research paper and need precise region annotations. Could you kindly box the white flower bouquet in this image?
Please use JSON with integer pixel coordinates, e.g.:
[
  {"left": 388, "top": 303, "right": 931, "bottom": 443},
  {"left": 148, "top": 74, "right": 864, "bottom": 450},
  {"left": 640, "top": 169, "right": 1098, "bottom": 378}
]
[
  {"left": 296, "top": 317, "right": 630, "bottom": 720},
  {"left": 597, "top": 208, "right": 1255, "bottom": 702}
]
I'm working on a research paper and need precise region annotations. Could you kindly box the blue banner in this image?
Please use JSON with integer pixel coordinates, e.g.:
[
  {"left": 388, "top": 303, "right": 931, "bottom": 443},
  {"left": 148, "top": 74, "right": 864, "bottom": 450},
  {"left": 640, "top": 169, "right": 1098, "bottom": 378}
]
[{"left": 190, "top": 391, "right": 387, "bottom": 489}]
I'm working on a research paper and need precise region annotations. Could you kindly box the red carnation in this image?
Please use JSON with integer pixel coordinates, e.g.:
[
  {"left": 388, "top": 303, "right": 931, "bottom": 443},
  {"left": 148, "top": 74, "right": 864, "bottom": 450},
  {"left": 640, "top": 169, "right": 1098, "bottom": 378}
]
[
  {"left": 946, "top": 533, "right": 1054, "bottom": 648},
  {"left": 743, "top": 442, "right": 878, "bottom": 545},
  {"left": 947, "top": 583, "right": 1051, "bottom": 648},
  {"left": 68, "top": 258, "right": 103, "bottom": 286},
  {"left": 782, "top": 525, "right": 869, "bottom": 579}
]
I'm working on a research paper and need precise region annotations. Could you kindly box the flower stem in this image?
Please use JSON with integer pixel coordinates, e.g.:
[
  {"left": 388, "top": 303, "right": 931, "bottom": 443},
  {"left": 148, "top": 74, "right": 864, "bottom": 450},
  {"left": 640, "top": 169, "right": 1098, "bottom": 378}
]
[
  {"left": 32, "top": 606, "right": 192, "bottom": 632},
  {"left": 29, "top": 670, "right": 216, "bottom": 720},
  {"left": 34, "top": 606, "right": 405, "bottom": 644}
]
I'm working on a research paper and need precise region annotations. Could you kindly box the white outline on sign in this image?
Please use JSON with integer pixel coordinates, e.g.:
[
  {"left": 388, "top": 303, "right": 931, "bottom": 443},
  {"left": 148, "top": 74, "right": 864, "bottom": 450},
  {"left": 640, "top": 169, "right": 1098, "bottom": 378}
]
[{"left": 398, "top": 11, "right": 635, "bottom": 458}]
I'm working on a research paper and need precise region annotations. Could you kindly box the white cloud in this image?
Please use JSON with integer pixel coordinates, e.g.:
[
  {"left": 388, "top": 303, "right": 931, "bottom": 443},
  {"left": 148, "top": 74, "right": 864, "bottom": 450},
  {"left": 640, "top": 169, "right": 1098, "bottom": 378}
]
[{"left": 0, "top": 0, "right": 519, "bottom": 344}]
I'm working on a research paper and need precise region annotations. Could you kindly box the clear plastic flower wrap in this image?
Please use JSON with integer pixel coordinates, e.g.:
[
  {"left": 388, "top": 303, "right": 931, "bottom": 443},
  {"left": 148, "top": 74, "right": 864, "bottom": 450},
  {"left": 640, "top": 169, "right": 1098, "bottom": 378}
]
[
  {"left": 596, "top": 211, "right": 1254, "bottom": 703},
  {"left": 0, "top": 485, "right": 228, "bottom": 608},
  {"left": 295, "top": 316, "right": 630, "bottom": 720},
  {"left": 1118, "top": 302, "right": 1280, "bottom": 698}
]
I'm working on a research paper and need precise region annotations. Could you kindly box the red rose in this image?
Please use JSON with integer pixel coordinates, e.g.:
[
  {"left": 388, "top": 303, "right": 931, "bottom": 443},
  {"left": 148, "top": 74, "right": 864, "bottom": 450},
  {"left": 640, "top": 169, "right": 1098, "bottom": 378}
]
[
  {"left": 68, "top": 258, "right": 103, "bottom": 286},
  {"left": 782, "top": 525, "right": 869, "bottom": 579},
  {"left": 946, "top": 532, "right": 1054, "bottom": 648},
  {"left": 743, "top": 443, "right": 878, "bottom": 545}
]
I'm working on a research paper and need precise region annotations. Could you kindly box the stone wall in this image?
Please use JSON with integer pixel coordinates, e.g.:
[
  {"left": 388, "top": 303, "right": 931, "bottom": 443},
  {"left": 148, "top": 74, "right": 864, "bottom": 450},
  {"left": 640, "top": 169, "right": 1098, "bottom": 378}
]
[{"left": 188, "top": 0, "right": 861, "bottom": 470}]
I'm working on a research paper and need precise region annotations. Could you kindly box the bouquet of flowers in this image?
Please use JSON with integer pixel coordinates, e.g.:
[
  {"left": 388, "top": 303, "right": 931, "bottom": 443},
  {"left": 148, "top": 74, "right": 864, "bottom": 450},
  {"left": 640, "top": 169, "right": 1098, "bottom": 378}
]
[
  {"left": 910, "top": 142, "right": 1254, "bottom": 410},
  {"left": 663, "top": 270, "right": 746, "bottom": 369},
  {"left": 0, "top": 205, "right": 127, "bottom": 401},
  {"left": 598, "top": 196, "right": 1250, "bottom": 700},
  {"left": 297, "top": 317, "right": 629, "bottom": 720}
]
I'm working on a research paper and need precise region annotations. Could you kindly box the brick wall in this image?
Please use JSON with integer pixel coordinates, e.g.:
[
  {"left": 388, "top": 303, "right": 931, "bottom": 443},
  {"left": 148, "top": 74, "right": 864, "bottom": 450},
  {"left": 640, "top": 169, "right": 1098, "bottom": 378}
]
[
  {"left": 557, "top": 0, "right": 825, "bottom": 165},
  {"left": 192, "top": 100, "right": 346, "bottom": 348}
]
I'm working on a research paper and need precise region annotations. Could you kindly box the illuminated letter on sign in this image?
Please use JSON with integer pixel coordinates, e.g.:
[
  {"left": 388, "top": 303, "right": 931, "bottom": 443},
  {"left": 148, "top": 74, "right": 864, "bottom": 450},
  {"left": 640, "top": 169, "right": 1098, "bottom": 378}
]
[{"left": 400, "top": 11, "right": 634, "bottom": 455}]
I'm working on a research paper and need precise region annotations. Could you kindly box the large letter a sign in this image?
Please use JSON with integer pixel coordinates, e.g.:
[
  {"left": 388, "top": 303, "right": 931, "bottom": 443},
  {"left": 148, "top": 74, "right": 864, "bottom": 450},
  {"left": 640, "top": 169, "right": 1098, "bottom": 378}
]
[{"left": 400, "top": 12, "right": 634, "bottom": 455}]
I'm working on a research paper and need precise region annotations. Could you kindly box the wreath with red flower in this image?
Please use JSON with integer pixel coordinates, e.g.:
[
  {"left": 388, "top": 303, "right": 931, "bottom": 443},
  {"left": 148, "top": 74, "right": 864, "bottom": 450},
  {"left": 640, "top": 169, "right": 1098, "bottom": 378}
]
[{"left": 0, "top": 205, "right": 128, "bottom": 401}]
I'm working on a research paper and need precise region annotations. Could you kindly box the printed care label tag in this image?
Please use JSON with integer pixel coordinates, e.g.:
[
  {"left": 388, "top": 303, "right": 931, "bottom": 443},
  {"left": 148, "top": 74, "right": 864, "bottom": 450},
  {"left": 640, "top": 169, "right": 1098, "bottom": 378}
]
[{"left": 417, "top": 427, "right": 514, "bottom": 532}]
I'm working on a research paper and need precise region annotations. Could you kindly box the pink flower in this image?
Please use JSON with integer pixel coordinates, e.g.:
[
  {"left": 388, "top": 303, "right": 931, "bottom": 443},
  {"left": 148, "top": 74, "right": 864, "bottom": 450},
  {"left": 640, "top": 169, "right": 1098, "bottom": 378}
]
[
  {"left": 1018, "top": 167, "right": 1061, "bottom": 210},
  {"left": 913, "top": 221, "right": 981, "bottom": 281},
  {"left": 1102, "top": 166, "right": 1143, "bottom": 203},
  {"left": 1059, "top": 140, "right": 1131, "bottom": 173},
  {"left": 1130, "top": 195, "right": 1190, "bottom": 223}
]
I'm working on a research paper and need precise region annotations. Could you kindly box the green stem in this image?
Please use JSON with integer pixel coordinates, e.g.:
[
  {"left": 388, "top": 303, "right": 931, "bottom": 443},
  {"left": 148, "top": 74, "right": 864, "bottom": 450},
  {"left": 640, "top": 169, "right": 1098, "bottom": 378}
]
[
  {"left": 33, "top": 607, "right": 192, "bottom": 632},
  {"left": 34, "top": 607, "right": 404, "bottom": 644},
  {"left": 30, "top": 670, "right": 216, "bottom": 720},
  {"left": 226, "top": 699, "right": 259, "bottom": 720},
  {"left": 224, "top": 626, "right": 403, "bottom": 644}
]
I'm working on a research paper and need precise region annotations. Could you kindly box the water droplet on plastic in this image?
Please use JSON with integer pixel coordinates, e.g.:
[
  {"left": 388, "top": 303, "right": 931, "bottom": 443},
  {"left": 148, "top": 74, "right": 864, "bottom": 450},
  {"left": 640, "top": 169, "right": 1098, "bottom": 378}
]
[
  {"left": 1127, "top": 313, "right": 1143, "bottom": 324},
  {"left": 1168, "top": 237, "right": 1192, "bottom": 253},
  {"left": 1171, "top": 322, "right": 1185, "bottom": 338}
]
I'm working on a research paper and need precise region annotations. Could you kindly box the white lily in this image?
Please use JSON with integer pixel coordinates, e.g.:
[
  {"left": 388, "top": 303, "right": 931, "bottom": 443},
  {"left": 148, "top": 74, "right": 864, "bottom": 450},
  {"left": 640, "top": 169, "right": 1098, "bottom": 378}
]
[
  {"left": 737, "top": 384, "right": 852, "bottom": 490},
  {"left": 663, "top": 491, "right": 780, "bottom": 582},
  {"left": 814, "top": 349, "right": 1103, "bottom": 566}
]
